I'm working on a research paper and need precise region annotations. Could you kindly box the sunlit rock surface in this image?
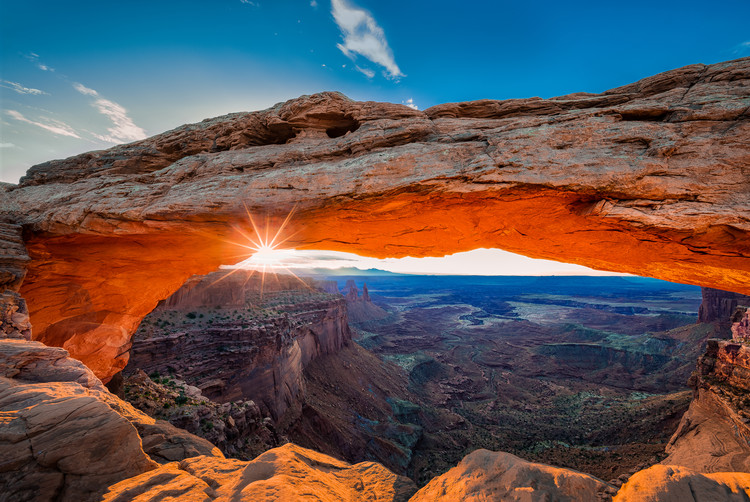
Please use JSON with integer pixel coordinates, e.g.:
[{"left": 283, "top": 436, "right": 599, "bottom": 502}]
[
  {"left": 1, "top": 57, "right": 748, "bottom": 381},
  {"left": 102, "top": 443, "right": 417, "bottom": 502},
  {"left": 0, "top": 338, "right": 222, "bottom": 502},
  {"left": 409, "top": 449, "right": 613, "bottom": 501},
  {"left": 613, "top": 465, "right": 750, "bottom": 501}
]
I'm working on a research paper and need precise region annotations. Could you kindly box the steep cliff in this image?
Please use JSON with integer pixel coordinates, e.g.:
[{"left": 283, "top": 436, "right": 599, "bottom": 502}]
[
  {"left": 1, "top": 58, "right": 748, "bottom": 382},
  {"left": 663, "top": 339, "right": 750, "bottom": 471},
  {"left": 698, "top": 288, "right": 750, "bottom": 336},
  {"left": 127, "top": 270, "right": 350, "bottom": 423}
]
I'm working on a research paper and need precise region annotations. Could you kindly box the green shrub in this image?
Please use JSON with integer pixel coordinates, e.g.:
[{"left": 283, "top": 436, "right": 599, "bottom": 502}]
[{"left": 175, "top": 392, "right": 188, "bottom": 405}]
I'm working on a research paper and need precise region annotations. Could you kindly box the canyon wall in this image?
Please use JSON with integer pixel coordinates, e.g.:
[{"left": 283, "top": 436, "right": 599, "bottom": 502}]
[
  {"left": 664, "top": 339, "right": 750, "bottom": 472},
  {"left": 698, "top": 288, "right": 750, "bottom": 333},
  {"left": 127, "top": 270, "right": 351, "bottom": 423},
  {"left": 0, "top": 57, "right": 747, "bottom": 381}
]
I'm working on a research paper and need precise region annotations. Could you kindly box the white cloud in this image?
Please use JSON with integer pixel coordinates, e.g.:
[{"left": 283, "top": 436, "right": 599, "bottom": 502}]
[
  {"left": 73, "top": 83, "right": 98, "bottom": 96},
  {"left": 0, "top": 143, "right": 16, "bottom": 148},
  {"left": 73, "top": 83, "right": 147, "bottom": 143},
  {"left": 331, "top": 0, "right": 404, "bottom": 79},
  {"left": 735, "top": 41, "right": 750, "bottom": 55},
  {"left": 0, "top": 80, "right": 48, "bottom": 96},
  {"left": 402, "top": 98, "right": 418, "bottom": 110},
  {"left": 25, "top": 53, "right": 54, "bottom": 72},
  {"left": 240, "top": 0, "right": 258, "bottom": 5},
  {"left": 355, "top": 65, "right": 375, "bottom": 78},
  {"left": 6, "top": 110, "right": 80, "bottom": 138},
  {"left": 310, "top": 0, "right": 318, "bottom": 6}
]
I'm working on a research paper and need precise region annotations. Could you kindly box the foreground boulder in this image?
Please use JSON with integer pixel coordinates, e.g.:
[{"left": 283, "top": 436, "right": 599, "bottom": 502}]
[
  {"left": 102, "top": 443, "right": 417, "bottom": 502},
  {"left": 614, "top": 465, "right": 750, "bottom": 501},
  {"left": 0, "top": 339, "right": 221, "bottom": 502},
  {"left": 409, "top": 449, "right": 613, "bottom": 501}
]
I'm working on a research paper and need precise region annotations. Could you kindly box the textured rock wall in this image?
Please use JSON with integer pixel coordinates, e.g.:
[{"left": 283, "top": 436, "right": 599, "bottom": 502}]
[
  {"left": 1, "top": 58, "right": 748, "bottom": 381},
  {"left": 127, "top": 272, "right": 352, "bottom": 423},
  {"left": 663, "top": 339, "right": 750, "bottom": 472},
  {"left": 0, "top": 338, "right": 223, "bottom": 501},
  {"left": 698, "top": 287, "right": 750, "bottom": 324}
]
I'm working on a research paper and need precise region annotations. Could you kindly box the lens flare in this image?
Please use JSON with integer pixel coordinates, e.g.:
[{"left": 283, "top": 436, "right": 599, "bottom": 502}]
[{"left": 207, "top": 204, "right": 311, "bottom": 298}]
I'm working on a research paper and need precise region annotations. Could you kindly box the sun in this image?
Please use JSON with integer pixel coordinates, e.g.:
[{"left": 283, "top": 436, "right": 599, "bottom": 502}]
[{"left": 209, "top": 204, "right": 310, "bottom": 297}]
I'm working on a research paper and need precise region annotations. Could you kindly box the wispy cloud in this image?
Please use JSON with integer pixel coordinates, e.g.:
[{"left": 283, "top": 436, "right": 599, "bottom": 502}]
[
  {"left": 6, "top": 110, "right": 80, "bottom": 138},
  {"left": 331, "top": 0, "right": 403, "bottom": 79},
  {"left": 0, "top": 143, "right": 16, "bottom": 148},
  {"left": 240, "top": 0, "right": 258, "bottom": 5},
  {"left": 25, "top": 53, "right": 54, "bottom": 72},
  {"left": 734, "top": 40, "right": 750, "bottom": 55},
  {"left": 310, "top": 0, "right": 318, "bottom": 7},
  {"left": 355, "top": 65, "right": 375, "bottom": 78},
  {"left": 0, "top": 80, "right": 48, "bottom": 95},
  {"left": 73, "top": 83, "right": 147, "bottom": 143},
  {"left": 402, "top": 98, "right": 418, "bottom": 110}
]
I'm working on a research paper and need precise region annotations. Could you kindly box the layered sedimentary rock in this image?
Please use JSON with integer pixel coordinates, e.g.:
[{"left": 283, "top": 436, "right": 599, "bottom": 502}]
[
  {"left": 342, "top": 279, "right": 388, "bottom": 323},
  {"left": 127, "top": 270, "right": 351, "bottom": 423},
  {"left": 0, "top": 58, "right": 747, "bottom": 381},
  {"left": 732, "top": 308, "right": 750, "bottom": 341},
  {"left": 0, "top": 338, "right": 223, "bottom": 502},
  {"left": 102, "top": 443, "right": 418, "bottom": 502},
  {"left": 663, "top": 339, "right": 750, "bottom": 472},
  {"left": 698, "top": 287, "right": 750, "bottom": 326}
]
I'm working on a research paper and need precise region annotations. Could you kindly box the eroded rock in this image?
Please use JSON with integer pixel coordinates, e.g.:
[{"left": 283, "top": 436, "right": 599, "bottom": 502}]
[
  {"left": 614, "top": 465, "right": 750, "bottom": 501},
  {"left": 102, "top": 443, "right": 417, "bottom": 502},
  {"left": 0, "top": 338, "right": 222, "bottom": 501},
  {"left": 3, "top": 59, "right": 749, "bottom": 381},
  {"left": 409, "top": 449, "right": 613, "bottom": 502}
]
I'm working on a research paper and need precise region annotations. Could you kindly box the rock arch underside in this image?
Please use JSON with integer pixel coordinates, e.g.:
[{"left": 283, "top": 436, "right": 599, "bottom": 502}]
[{"left": 1, "top": 57, "right": 749, "bottom": 385}]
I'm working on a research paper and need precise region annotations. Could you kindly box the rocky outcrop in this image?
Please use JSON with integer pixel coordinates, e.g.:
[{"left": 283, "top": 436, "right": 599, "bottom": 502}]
[
  {"left": 341, "top": 279, "right": 388, "bottom": 323},
  {"left": 732, "top": 308, "right": 750, "bottom": 342},
  {"left": 663, "top": 339, "right": 750, "bottom": 472},
  {"left": 613, "top": 465, "right": 750, "bottom": 501},
  {"left": 409, "top": 449, "right": 614, "bottom": 501},
  {"left": 0, "top": 58, "right": 747, "bottom": 381},
  {"left": 123, "top": 369, "right": 280, "bottom": 461},
  {"left": 0, "top": 337, "right": 225, "bottom": 502},
  {"left": 102, "top": 443, "right": 418, "bottom": 502},
  {"left": 0, "top": 223, "right": 30, "bottom": 342},
  {"left": 127, "top": 270, "right": 351, "bottom": 423},
  {"left": 698, "top": 288, "right": 750, "bottom": 329}
]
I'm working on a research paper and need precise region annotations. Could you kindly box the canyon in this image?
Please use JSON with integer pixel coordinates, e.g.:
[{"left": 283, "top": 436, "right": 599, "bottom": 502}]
[
  {"left": 1, "top": 56, "right": 749, "bottom": 500},
  {"left": 0, "top": 56, "right": 748, "bottom": 383}
]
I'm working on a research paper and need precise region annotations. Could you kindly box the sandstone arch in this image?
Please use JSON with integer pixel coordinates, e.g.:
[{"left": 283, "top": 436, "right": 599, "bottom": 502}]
[{"left": 3, "top": 57, "right": 749, "bottom": 381}]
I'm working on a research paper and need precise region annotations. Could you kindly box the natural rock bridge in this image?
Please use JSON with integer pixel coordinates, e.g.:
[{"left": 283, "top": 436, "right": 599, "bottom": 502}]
[{"left": 2, "top": 57, "right": 749, "bottom": 382}]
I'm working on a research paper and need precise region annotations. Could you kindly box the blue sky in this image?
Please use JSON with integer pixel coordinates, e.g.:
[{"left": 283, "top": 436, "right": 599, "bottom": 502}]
[
  {"left": 2, "top": 0, "right": 749, "bottom": 184},
  {"left": 1, "top": 0, "right": 748, "bottom": 275}
]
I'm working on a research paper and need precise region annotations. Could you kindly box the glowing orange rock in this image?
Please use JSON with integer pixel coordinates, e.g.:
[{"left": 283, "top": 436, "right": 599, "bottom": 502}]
[{"left": 2, "top": 57, "right": 748, "bottom": 381}]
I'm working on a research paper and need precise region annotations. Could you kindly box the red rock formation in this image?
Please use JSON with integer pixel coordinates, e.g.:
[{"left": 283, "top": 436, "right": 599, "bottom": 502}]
[
  {"left": 614, "top": 465, "right": 750, "bottom": 501},
  {"left": 127, "top": 270, "right": 352, "bottom": 423},
  {"left": 698, "top": 287, "right": 750, "bottom": 325},
  {"left": 409, "top": 449, "right": 614, "bottom": 501},
  {"left": 102, "top": 443, "right": 417, "bottom": 502},
  {"left": 663, "top": 339, "right": 750, "bottom": 472},
  {"left": 732, "top": 308, "right": 750, "bottom": 342},
  {"left": 2, "top": 58, "right": 749, "bottom": 383},
  {"left": 0, "top": 338, "right": 222, "bottom": 501},
  {"left": 341, "top": 280, "right": 389, "bottom": 323}
]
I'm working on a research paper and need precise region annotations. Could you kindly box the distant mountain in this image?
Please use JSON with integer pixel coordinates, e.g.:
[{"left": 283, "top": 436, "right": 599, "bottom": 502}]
[{"left": 297, "top": 267, "right": 407, "bottom": 277}]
